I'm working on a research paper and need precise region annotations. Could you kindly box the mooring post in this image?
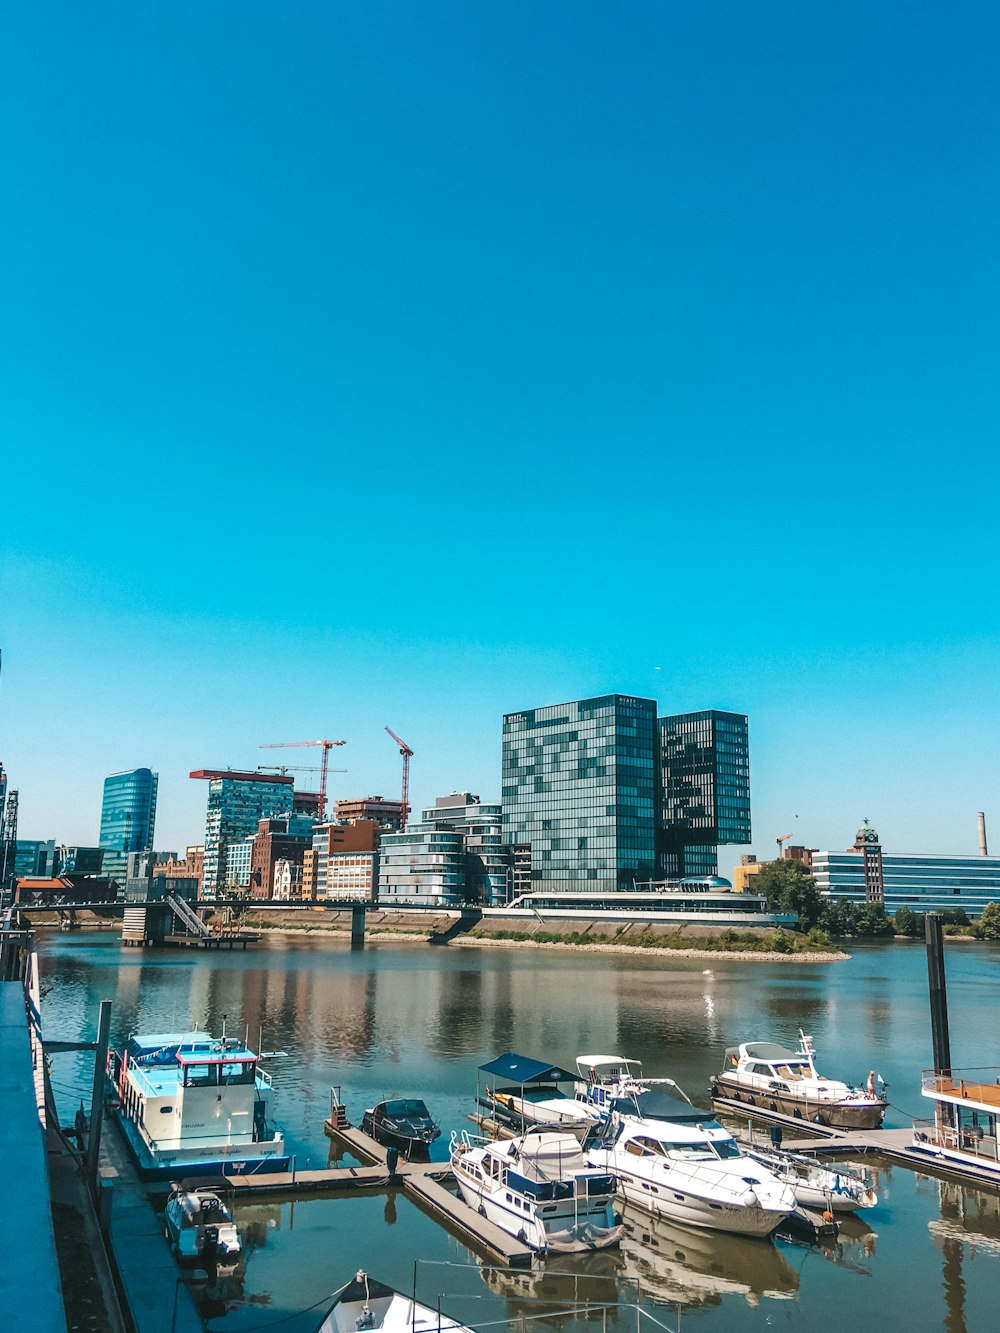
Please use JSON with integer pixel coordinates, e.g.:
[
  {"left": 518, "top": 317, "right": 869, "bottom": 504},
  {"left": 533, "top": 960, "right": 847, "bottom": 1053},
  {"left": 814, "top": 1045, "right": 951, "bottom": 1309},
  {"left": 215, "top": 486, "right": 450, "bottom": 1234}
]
[
  {"left": 351, "top": 904, "right": 366, "bottom": 951},
  {"left": 925, "top": 912, "right": 952, "bottom": 1076},
  {"left": 85, "top": 999, "right": 113, "bottom": 1192}
]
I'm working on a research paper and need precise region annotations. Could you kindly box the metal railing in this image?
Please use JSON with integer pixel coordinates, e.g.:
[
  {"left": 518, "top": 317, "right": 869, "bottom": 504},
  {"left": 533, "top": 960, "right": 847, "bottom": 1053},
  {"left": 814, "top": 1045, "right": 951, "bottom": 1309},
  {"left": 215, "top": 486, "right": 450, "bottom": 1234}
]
[{"left": 913, "top": 1119, "right": 1000, "bottom": 1163}]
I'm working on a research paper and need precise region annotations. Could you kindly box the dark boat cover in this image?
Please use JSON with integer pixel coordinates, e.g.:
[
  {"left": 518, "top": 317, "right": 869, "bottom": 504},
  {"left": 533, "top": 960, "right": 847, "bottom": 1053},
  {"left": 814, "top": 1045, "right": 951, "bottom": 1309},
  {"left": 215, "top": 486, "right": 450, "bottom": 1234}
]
[
  {"left": 609, "top": 1089, "right": 711, "bottom": 1122},
  {"left": 479, "top": 1052, "right": 578, "bottom": 1084}
]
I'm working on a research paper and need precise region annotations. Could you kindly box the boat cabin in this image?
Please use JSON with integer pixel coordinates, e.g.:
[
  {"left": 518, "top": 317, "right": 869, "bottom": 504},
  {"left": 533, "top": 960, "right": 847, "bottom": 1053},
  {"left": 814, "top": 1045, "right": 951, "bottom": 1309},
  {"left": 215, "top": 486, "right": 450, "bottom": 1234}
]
[{"left": 917, "top": 1068, "right": 1000, "bottom": 1163}]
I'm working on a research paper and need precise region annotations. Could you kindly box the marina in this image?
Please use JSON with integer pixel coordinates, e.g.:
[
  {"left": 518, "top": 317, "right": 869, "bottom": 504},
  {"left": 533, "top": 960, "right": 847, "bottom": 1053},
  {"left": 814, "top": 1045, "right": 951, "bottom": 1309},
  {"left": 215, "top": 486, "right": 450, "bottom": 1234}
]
[{"left": 30, "top": 928, "right": 1000, "bottom": 1332}]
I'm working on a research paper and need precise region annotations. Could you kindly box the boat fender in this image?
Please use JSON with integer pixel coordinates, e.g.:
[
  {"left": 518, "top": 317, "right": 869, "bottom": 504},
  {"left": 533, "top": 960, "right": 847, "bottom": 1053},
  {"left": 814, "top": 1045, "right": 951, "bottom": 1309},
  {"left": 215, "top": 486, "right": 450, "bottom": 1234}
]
[{"left": 743, "top": 1190, "right": 758, "bottom": 1207}]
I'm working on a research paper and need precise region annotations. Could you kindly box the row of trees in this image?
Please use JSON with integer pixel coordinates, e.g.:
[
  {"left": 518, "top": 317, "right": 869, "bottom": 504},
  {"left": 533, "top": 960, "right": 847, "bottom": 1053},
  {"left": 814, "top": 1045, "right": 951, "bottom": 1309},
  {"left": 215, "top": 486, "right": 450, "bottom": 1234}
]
[{"left": 752, "top": 858, "right": 1000, "bottom": 940}]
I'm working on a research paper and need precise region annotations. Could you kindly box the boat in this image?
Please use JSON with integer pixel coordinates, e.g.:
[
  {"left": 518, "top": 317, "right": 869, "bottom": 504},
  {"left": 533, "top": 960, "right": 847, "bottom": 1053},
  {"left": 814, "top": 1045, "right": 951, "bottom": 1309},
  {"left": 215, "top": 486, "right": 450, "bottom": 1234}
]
[
  {"left": 361, "top": 1098, "right": 441, "bottom": 1156},
  {"left": 478, "top": 1052, "right": 602, "bottom": 1136},
  {"left": 744, "top": 1145, "right": 878, "bottom": 1213},
  {"left": 108, "top": 1029, "right": 289, "bottom": 1178},
  {"left": 450, "top": 1127, "right": 622, "bottom": 1252},
  {"left": 911, "top": 1065, "right": 1000, "bottom": 1180},
  {"left": 709, "top": 1033, "right": 887, "bottom": 1129},
  {"left": 574, "top": 1054, "right": 691, "bottom": 1117},
  {"left": 164, "top": 1177, "right": 242, "bottom": 1267},
  {"left": 314, "top": 1269, "right": 474, "bottom": 1333},
  {"left": 584, "top": 1087, "right": 796, "bottom": 1237}
]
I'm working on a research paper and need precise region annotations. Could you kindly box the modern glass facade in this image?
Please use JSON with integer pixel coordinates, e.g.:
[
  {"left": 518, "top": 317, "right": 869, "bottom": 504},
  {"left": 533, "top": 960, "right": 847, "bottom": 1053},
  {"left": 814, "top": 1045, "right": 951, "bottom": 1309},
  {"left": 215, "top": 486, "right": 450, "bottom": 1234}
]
[
  {"left": 502, "top": 695, "right": 658, "bottom": 892},
  {"left": 99, "top": 768, "right": 158, "bottom": 854},
  {"left": 192, "top": 770, "right": 295, "bottom": 898},
  {"left": 813, "top": 848, "right": 1000, "bottom": 918},
  {"left": 421, "top": 793, "right": 509, "bottom": 905},
  {"left": 377, "top": 828, "right": 466, "bottom": 906},
  {"left": 658, "top": 711, "right": 750, "bottom": 877}
]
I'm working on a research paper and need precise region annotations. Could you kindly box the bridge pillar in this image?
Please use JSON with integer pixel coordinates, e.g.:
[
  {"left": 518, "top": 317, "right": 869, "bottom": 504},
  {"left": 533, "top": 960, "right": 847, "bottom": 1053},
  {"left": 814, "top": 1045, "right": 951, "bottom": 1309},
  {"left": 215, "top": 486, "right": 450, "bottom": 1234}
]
[{"left": 351, "top": 904, "right": 366, "bottom": 950}]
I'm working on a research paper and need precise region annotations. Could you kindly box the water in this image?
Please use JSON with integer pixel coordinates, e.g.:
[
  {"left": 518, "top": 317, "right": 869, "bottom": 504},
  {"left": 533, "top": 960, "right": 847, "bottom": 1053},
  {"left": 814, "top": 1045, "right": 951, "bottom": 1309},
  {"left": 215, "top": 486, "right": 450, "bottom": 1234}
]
[{"left": 38, "top": 933, "right": 1000, "bottom": 1332}]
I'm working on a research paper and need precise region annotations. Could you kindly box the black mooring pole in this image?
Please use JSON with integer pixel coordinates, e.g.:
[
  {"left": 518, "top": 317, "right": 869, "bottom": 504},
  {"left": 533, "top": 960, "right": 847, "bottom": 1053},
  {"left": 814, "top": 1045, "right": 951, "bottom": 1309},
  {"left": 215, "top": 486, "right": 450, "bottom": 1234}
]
[
  {"left": 925, "top": 913, "right": 952, "bottom": 1076},
  {"left": 85, "top": 999, "right": 112, "bottom": 1191}
]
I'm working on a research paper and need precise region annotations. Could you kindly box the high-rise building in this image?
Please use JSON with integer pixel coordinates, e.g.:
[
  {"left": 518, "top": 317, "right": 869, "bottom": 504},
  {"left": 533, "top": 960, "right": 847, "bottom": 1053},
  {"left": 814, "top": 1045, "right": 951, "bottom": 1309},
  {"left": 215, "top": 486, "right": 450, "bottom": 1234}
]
[
  {"left": 190, "top": 769, "right": 295, "bottom": 898},
  {"left": 334, "top": 796, "right": 405, "bottom": 830},
  {"left": 99, "top": 768, "right": 158, "bottom": 855},
  {"left": 305, "top": 820, "right": 380, "bottom": 900},
  {"left": 249, "top": 815, "right": 315, "bottom": 898},
  {"left": 658, "top": 710, "right": 750, "bottom": 878},
  {"left": 377, "top": 826, "right": 466, "bottom": 906},
  {"left": 423, "top": 793, "right": 509, "bottom": 905},
  {"left": 502, "top": 695, "right": 659, "bottom": 892}
]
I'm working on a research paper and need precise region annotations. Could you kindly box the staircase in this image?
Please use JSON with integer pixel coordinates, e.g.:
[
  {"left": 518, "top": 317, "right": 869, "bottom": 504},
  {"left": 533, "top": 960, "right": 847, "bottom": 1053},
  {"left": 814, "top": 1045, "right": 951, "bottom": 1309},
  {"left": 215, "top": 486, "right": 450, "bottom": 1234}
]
[{"left": 165, "top": 894, "right": 212, "bottom": 938}]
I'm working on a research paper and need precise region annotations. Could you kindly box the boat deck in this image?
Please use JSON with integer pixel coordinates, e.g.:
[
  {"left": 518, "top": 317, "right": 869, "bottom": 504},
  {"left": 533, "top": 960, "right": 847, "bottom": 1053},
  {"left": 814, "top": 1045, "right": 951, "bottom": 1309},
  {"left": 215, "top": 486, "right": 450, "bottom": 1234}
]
[{"left": 925, "top": 1075, "right": 1000, "bottom": 1108}]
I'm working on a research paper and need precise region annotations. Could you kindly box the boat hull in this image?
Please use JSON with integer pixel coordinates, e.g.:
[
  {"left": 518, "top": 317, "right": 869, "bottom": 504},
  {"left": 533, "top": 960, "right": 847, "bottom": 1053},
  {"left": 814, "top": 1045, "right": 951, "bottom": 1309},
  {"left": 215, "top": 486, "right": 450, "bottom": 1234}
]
[
  {"left": 614, "top": 1166, "right": 786, "bottom": 1237},
  {"left": 114, "top": 1110, "right": 289, "bottom": 1180},
  {"left": 453, "top": 1170, "right": 620, "bottom": 1252},
  {"left": 710, "top": 1075, "right": 886, "bottom": 1130}
]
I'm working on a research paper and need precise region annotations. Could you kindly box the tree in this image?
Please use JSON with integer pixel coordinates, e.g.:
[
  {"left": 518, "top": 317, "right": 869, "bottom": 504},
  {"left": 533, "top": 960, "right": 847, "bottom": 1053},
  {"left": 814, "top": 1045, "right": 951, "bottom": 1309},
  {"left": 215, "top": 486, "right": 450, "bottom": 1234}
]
[
  {"left": 754, "top": 859, "right": 823, "bottom": 930},
  {"left": 978, "top": 902, "right": 1000, "bottom": 940},
  {"left": 855, "top": 902, "right": 894, "bottom": 937},
  {"left": 819, "top": 898, "right": 858, "bottom": 938},
  {"left": 894, "top": 905, "right": 925, "bottom": 938}
]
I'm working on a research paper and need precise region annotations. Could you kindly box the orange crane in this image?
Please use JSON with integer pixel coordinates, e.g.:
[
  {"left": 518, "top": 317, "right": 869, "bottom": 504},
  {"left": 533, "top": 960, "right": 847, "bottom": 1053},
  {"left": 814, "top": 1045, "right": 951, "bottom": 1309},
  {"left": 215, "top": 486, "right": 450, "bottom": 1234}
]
[
  {"left": 384, "top": 726, "right": 413, "bottom": 829},
  {"left": 776, "top": 833, "right": 793, "bottom": 859},
  {"left": 259, "top": 740, "right": 347, "bottom": 819}
]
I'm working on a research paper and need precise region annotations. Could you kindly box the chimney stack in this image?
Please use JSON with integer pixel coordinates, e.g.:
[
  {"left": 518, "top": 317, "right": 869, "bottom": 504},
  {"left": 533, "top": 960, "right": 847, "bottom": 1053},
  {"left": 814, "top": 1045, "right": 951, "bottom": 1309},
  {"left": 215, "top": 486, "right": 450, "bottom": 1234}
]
[{"left": 978, "top": 812, "right": 988, "bottom": 857}]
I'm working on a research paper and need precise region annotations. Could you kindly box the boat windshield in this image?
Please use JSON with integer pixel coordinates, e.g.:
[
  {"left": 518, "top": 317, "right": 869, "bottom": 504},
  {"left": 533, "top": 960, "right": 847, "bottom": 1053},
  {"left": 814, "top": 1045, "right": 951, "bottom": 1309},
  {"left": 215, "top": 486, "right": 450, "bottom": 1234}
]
[
  {"left": 711, "top": 1138, "right": 743, "bottom": 1160},
  {"left": 384, "top": 1100, "right": 428, "bottom": 1118}
]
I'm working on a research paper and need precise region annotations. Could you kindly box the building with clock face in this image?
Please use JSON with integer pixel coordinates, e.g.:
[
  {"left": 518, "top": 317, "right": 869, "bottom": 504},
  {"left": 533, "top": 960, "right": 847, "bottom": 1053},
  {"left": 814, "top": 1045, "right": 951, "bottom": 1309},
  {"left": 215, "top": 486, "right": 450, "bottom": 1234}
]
[{"left": 811, "top": 820, "right": 1000, "bottom": 918}]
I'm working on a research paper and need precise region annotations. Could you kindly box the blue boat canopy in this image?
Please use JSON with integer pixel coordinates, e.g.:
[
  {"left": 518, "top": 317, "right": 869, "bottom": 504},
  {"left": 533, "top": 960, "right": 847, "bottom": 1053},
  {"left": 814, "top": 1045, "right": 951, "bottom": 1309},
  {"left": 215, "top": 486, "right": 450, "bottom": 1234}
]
[{"left": 479, "top": 1052, "right": 578, "bottom": 1084}]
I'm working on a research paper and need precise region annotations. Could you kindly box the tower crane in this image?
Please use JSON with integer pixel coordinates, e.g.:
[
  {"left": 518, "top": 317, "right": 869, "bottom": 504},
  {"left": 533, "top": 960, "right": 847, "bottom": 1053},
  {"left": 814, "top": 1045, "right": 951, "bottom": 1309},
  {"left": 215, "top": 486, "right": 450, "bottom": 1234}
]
[
  {"left": 776, "top": 832, "right": 793, "bottom": 859},
  {"left": 384, "top": 727, "right": 413, "bottom": 830},
  {"left": 259, "top": 740, "right": 347, "bottom": 819}
]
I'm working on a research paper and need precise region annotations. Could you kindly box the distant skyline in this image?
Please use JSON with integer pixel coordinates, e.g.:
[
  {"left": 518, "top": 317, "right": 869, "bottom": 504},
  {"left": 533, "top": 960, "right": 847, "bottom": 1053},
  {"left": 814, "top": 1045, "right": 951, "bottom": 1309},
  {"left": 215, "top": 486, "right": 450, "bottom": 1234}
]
[{"left": 3, "top": 3, "right": 998, "bottom": 864}]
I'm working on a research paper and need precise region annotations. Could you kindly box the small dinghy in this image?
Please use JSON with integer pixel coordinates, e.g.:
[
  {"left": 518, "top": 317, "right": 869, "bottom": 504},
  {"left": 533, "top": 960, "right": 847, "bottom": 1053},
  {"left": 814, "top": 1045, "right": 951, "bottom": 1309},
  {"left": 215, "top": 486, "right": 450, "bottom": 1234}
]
[
  {"left": 164, "top": 1177, "right": 241, "bottom": 1266},
  {"left": 745, "top": 1146, "right": 877, "bottom": 1213},
  {"left": 314, "top": 1270, "right": 475, "bottom": 1333}
]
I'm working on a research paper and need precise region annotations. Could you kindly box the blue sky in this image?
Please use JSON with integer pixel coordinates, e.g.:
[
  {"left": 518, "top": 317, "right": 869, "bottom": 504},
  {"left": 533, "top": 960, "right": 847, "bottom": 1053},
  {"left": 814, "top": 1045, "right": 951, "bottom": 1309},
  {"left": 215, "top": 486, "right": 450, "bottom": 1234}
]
[{"left": 2, "top": 2, "right": 998, "bottom": 862}]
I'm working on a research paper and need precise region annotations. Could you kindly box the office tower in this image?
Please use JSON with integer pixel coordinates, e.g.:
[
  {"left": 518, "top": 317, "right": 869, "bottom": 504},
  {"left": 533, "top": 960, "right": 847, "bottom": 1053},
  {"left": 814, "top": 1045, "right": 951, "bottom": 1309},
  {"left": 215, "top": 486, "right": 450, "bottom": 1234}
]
[
  {"left": 501, "top": 695, "right": 658, "bottom": 892},
  {"left": 190, "top": 769, "right": 295, "bottom": 898},
  {"left": 100, "top": 769, "right": 158, "bottom": 854},
  {"left": 658, "top": 710, "right": 750, "bottom": 877}
]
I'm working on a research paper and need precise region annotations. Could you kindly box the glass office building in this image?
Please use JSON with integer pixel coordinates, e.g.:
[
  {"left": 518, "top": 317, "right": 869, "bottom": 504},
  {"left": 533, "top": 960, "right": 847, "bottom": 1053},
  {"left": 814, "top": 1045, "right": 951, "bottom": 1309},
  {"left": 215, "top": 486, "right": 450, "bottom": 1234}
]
[
  {"left": 502, "top": 695, "right": 658, "bottom": 892},
  {"left": 191, "top": 769, "right": 295, "bottom": 898},
  {"left": 99, "top": 768, "right": 158, "bottom": 855},
  {"left": 658, "top": 711, "right": 750, "bottom": 877}
]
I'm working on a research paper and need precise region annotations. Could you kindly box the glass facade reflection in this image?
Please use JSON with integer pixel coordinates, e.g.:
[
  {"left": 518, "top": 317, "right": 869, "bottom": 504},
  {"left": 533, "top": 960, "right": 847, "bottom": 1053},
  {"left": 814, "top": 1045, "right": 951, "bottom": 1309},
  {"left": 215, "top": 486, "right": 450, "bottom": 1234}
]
[
  {"left": 658, "top": 711, "right": 750, "bottom": 877},
  {"left": 99, "top": 768, "right": 158, "bottom": 854},
  {"left": 502, "top": 695, "right": 658, "bottom": 892}
]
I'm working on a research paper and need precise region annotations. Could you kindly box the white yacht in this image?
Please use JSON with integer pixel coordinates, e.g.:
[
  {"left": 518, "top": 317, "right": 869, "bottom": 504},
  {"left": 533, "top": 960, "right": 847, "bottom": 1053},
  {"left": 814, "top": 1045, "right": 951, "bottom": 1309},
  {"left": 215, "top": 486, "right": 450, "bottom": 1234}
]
[
  {"left": 710, "top": 1033, "right": 887, "bottom": 1129},
  {"left": 912, "top": 1065, "right": 1000, "bottom": 1180},
  {"left": 109, "top": 1030, "right": 288, "bottom": 1178},
  {"left": 574, "top": 1054, "right": 690, "bottom": 1117},
  {"left": 744, "top": 1145, "right": 878, "bottom": 1213},
  {"left": 314, "top": 1271, "right": 474, "bottom": 1333},
  {"left": 451, "top": 1128, "right": 622, "bottom": 1252},
  {"left": 585, "top": 1088, "right": 796, "bottom": 1237}
]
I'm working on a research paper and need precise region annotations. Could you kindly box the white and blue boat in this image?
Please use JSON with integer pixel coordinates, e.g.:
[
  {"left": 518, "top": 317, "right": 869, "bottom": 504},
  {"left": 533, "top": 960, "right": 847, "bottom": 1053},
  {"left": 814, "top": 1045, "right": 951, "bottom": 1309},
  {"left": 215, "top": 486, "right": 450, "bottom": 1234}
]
[{"left": 109, "top": 1030, "right": 288, "bottom": 1178}]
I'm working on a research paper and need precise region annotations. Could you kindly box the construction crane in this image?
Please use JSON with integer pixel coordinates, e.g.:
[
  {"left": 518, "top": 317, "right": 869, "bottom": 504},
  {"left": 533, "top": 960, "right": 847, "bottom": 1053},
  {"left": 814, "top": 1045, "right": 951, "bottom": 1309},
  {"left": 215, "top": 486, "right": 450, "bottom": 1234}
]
[
  {"left": 776, "top": 833, "right": 793, "bottom": 859},
  {"left": 384, "top": 727, "right": 414, "bottom": 830},
  {"left": 259, "top": 740, "right": 347, "bottom": 819}
]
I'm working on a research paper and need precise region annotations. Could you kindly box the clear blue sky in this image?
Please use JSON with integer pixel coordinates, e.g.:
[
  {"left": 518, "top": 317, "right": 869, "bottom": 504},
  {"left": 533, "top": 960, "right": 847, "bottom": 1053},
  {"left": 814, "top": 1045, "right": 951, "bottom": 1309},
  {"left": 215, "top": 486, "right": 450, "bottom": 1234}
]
[{"left": 2, "top": 2, "right": 998, "bottom": 863}]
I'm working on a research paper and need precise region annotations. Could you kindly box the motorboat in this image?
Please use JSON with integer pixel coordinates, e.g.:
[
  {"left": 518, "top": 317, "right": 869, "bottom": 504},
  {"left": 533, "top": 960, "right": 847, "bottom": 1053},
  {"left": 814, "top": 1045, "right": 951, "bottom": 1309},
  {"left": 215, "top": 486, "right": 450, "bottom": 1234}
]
[
  {"left": 744, "top": 1145, "right": 878, "bottom": 1213},
  {"left": 574, "top": 1054, "right": 691, "bottom": 1118},
  {"left": 361, "top": 1099, "right": 441, "bottom": 1156},
  {"left": 479, "top": 1052, "right": 602, "bottom": 1136},
  {"left": 451, "top": 1128, "right": 622, "bottom": 1252},
  {"left": 585, "top": 1087, "right": 796, "bottom": 1237},
  {"left": 108, "top": 1029, "right": 288, "bottom": 1178},
  {"left": 911, "top": 1065, "right": 1000, "bottom": 1180},
  {"left": 709, "top": 1033, "right": 887, "bottom": 1129},
  {"left": 314, "top": 1270, "right": 474, "bottom": 1333},
  {"left": 164, "top": 1177, "right": 241, "bottom": 1267}
]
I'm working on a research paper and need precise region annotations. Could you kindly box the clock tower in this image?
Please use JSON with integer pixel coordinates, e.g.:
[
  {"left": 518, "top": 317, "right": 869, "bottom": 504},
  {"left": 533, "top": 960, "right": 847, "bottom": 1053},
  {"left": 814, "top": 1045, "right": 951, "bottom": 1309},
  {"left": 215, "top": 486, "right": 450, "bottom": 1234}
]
[{"left": 853, "top": 819, "right": 884, "bottom": 904}]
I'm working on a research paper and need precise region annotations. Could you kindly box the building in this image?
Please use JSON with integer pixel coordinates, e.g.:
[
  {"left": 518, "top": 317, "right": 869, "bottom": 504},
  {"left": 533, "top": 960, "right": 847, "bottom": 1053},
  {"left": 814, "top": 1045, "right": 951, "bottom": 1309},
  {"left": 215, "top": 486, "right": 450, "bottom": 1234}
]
[
  {"left": 658, "top": 710, "right": 750, "bottom": 878},
  {"left": 812, "top": 821, "right": 1000, "bottom": 918},
  {"left": 13, "top": 840, "right": 57, "bottom": 878},
  {"left": 502, "top": 695, "right": 659, "bottom": 893},
  {"left": 732, "top": 855, "right": 764, "bottom": 894},
  {"left": 223, "top": 837, "right": 254, "bottom": 891},
  {"left": 249, "top": 815, "right": 315, "bottom": 898},
  {"left": 56, "top": 846, "right": 105, "bottom": 876},
  {"left": 422, "top": 792, "right": 509, "bottom": 905},
  {"left": 152, "top": 845, "right": 205, "bottom": 895},
  {"left": 334, "top": 796, "right": 405, "bottom": 830},
  {"left": 304, "top": 820, "right": 380, "bottom": 901},
  {"left": 99, "top": 769, "right": 158, "bottom": 862},
  {"left": 190, "top": 769, "right": 295, "bottom": 898},
  {"left": 377, "top": 826, "right": 466, "bottom": 907}
]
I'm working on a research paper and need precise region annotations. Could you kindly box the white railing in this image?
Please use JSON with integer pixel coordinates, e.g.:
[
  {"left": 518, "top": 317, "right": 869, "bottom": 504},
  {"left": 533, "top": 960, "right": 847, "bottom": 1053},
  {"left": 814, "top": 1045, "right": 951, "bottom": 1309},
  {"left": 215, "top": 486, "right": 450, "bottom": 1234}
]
[{"left": 913, "top": 1119, "right": 1000, "bottom": 1163}]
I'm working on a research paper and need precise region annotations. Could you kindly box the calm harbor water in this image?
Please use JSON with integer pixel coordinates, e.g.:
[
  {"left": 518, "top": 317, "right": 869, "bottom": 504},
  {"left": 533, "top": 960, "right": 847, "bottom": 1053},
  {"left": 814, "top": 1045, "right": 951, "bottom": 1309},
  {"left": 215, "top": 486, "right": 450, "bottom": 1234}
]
[{"left": 38, "top": 932, "right": 1000, "bottom": 1332}]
